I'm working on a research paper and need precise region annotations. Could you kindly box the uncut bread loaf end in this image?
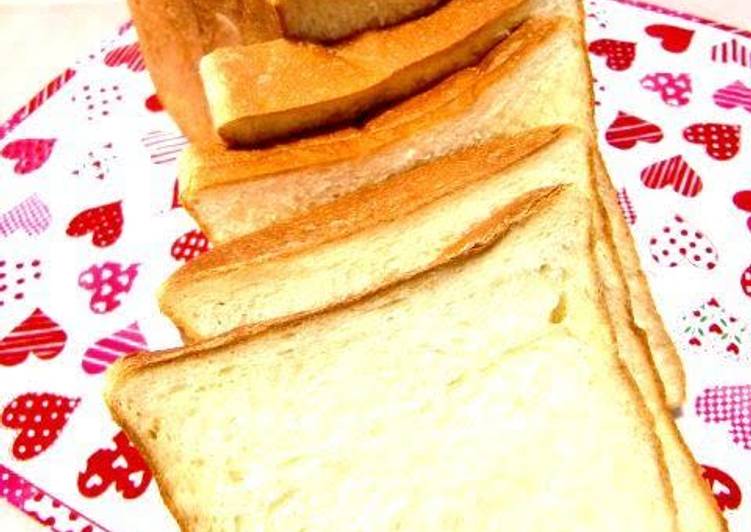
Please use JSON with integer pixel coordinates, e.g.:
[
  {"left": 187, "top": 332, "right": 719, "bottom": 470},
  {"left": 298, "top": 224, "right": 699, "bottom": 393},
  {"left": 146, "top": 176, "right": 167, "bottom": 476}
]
[
  {"left": 270, "top": 0, "right": 444, "bottom": 41},
  {"left": 128, "top": 0, "right": 281, "bottom": 142},
  {"left": 199, "top": 0, "right": 541, "bottom": 145}
]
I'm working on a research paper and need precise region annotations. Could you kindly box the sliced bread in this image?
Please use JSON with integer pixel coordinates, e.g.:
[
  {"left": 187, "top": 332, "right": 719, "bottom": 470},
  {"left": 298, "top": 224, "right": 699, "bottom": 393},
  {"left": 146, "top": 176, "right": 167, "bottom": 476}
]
[
  {"left": 107, "top": 188, "right": 678, "bottom": 531},
  {"left": 182, "top": 16, "right": 579, "bottom": 243},
  {"left": 166, "top": 126, "right": 726, "bottom": 531},
  {"left": 200, "top": 0, "right": 539, "bottom": 145},
  {"left": 182, "top": 12, "right": 686, "bottom": 409}
]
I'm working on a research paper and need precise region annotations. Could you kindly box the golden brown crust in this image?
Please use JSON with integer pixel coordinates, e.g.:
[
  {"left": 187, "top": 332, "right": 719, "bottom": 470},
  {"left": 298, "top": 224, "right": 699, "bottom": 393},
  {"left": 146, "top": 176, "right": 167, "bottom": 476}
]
[
  {"left": 129, "top": 0, "right": 281, "bottom": 142},
  {"left": 108, "top": 186, "right": 682, "bottom": 530},
  {"left": 562, "top": 6, "right": 686, "bottom": 407},
  {"left": 200, "top": 0, "right": 537, "bottom": 145},
  {"left": 181, "top": 17, "right": 563, "bottom": 191},
  {"left": 272, "top": 0, "right": 446, "bottom": 42},
  {"left": 169, "top": 126, "right": 565, "bottom": 288},
  {"left": 111, "top": 185, "right": 566, "bottom": 383}
]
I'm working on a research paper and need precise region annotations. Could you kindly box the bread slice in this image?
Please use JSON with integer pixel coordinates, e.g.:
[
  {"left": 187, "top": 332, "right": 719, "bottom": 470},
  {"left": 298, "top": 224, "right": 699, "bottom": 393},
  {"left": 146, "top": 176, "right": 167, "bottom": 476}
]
[
  {"left": 182, "top": 17, "right": 581, "bottom": 243},
  {"left": 167, "top": 126, "right": 727, "bottom": 531},
  {"left": 107, "top": 188, "right": 678, "bottom": 531},
  {"left": 200, "top": 0, "right": 541, "bottom": 145},
  {"left": 165, "top": 127, "right": 581, "bottom": 340},
  {"left": 270, "top": 0, "right": 444, "bottom": 41},
  {"left": 183, "top": 13, "right": 686, "bottom": 410},
  {"left": 128, "top": 0, "right": 281, "bottom": 142}
]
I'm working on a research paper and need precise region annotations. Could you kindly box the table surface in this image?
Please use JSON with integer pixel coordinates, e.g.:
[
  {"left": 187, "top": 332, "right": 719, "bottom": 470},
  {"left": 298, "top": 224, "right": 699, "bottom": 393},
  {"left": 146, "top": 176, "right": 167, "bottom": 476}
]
[{"left": 0, "top": 0, "right": 750, "bottom": 529}]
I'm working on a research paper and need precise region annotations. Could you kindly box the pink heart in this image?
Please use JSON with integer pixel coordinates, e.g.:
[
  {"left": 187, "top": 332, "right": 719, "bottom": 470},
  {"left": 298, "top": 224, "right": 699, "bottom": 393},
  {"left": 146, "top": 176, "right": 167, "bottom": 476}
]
[
  {"left": 714, "top": 81, "right": 751, "bottom": 113},
  {"left": 696, "top": 385, "right": 751, "bottom": 450},
  {"left": 1, "top": 139, "right": 56, "bottom": 174},
  {"left": 641, "top": 73, "right": 691, "bottom": 106},
  {"left": 0, "top": 195, "right": 51, "bottom": 237}
]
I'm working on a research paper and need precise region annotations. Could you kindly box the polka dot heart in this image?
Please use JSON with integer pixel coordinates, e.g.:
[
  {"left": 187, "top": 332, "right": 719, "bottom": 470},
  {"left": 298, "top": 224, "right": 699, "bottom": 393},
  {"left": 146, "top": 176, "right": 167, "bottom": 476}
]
[
  {"left": 0, "top": 258, "right": 42, "bottom": 307},
  {"left": 648, "top": 214, "right": 718, "bottom": 270}
]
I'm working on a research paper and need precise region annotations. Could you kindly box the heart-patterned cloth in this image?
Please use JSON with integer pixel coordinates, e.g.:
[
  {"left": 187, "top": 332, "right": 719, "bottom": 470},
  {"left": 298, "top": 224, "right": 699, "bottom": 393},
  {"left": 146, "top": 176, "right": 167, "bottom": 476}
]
[{"left": 0, "top": 1, "right": 750, "bottom": 531}]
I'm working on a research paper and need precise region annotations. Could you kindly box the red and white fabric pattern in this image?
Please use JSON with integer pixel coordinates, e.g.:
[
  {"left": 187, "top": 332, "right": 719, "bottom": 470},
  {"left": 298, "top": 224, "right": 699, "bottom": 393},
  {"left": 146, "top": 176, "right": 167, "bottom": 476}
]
[{"left": 0, "top": 0, "right": 750, "bottom": 530}]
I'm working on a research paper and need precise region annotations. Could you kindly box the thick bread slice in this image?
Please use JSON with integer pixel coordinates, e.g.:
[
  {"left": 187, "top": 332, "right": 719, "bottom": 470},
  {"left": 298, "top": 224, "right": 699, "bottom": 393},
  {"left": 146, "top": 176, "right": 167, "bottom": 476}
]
[
  {"left": 164, "top": 127, "right": 577, "bottom": 340},
  {"left": 270, "top": 0, "right": 444, "bottom": 42},
  {"left": 182, "top": 17, "right": 580, "bottom": 243},
  {"left": 107, "top": 188, "right": 677, "bottom": 531},
  {"left": 183, "top": 13, "right": 686, "bottom": 410},
  {"left": 128, "top": 0, "right": 281, "bottom": 142},
  {"left": 167, "top": 127, "right": 727, "bottom": 531},
  {"left": 200, "top": 0, "right": 539, "bottom": 145}
]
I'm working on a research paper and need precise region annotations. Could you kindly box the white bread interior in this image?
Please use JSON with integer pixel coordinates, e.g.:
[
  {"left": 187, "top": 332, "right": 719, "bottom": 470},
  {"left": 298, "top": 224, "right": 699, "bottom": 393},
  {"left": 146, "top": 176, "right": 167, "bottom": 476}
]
[
  {"left": 183, "top": 13, "right": 687, "bottom": 411},
  {"left": 107, "top": 188, "right": 678, "bottom": 531},
  {"left": 164, "top": 127, "right": 727, "bottom": 532}
]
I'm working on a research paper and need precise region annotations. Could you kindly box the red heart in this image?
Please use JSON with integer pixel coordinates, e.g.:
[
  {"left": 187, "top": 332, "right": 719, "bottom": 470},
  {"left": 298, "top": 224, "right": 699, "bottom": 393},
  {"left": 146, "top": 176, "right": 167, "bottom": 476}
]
[
  {"left": 727, "top": 343, "right": 740, "bottom": 355},
  {"left": 0, "top": 309, "right": 67, "bottom": 367},
  {"left": 66, "top": 201, "right": 123, "bottom": 247},
  {"left": 741, "top": 264, "right": 751, "bottom": 298},
  {"left": 640, "top": 155, "right": 702, "bottom": 197},
  {"left": 144, "top": 94, "right": 163, "bottom": 112},
  {"left": 78, "top": 431, "right": 152, "bottom": 499},
  {"left": 171, "top": 229, "right": 210, "bottom": 262},
  {"left": 733, "top": 190, "right": 751, "bottom": 231},
  {"left": 684, "top": 123, "right": 740, "bottom": 161},
  {"left": 689, "top": 337, "right": 701, "bottom": 346},
  {"left": 701, "top": 465, "right": 742, "bottom": 511},
  {"left": 709, "top": 323, "right": 723, "bottom": 334},
  {"left": 588, "top": 39, "right": 636, "bottom": 71},
  {"left": 2, "top": 393, "right": 80, "bottom": 460},
  {"left": 104, "top": 43, "right": 145, "bottom": 72},
  {"left": 1, "top": 139, "right": 56, "bottom": 174},
  {"left": 645, "top": 24, "right": 694, "bottom": 53},
  {"left": 605, "top": 111, "right": 663, "bottom": 149},
  {"left": 733, "top": 190, "right": 751, "bottom": 212}
]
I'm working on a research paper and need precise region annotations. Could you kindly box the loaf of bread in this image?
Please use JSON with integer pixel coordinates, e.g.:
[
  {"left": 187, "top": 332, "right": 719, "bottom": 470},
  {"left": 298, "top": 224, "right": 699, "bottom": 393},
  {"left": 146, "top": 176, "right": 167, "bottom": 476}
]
[
  {"left": 165, "top": 126, "right": 725, "bottom": 532},
  {"left": 200, "top": 0, "right": 539, "bottom": 145},
  {"left": 182, "top": 12, "right": 686, "bottom": 409},
  {"left": 128, "top": 0, "right": 281, "bottom": 142},
  {"left": 182, "top": 17, "right": 574, "bottom": 242},
  {"left": 107, "top": 188, "right": 679, "bottom": 531},
  {"left": 270, "top": 0, "right": 444, "bottom": 41}
]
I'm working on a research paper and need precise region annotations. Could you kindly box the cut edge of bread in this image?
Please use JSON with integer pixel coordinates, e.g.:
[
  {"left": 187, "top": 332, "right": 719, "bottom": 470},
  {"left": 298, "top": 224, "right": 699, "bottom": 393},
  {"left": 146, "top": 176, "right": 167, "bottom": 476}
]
[{"left": 107, "top": 186, "right": 679, "bottom": 530}]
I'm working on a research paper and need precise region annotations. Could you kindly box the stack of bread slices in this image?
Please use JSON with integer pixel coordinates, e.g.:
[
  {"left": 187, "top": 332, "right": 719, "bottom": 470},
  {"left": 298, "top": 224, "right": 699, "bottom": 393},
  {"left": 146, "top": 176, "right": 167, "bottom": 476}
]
[{"left": 109, "top": 0, "right": 727, "bottom": 530}]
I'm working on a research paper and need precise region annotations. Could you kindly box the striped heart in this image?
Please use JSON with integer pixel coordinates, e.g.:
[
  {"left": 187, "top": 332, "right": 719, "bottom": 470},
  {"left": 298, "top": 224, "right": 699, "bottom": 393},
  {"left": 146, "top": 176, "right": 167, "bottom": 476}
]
[
  {"left": 82, "top": 322, "right": 147, "bottom": 375},
  {"left": 640, "top": 155, "right": 702, "bottom": 197},
  {"left": 103, "top": 43, "right": 145, "bottom": 72},
  {"left": 0, "top": 309, "right": 67, "bottom": 366},
  {"left": 714, "top": 81, "right": 751, "bottom": 112},
  {"left": 605, "top": 111, "right": 663, "bottom": 149},
  {"left": 711, "top": 39, "right": 751, "bottom": 68}
]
